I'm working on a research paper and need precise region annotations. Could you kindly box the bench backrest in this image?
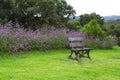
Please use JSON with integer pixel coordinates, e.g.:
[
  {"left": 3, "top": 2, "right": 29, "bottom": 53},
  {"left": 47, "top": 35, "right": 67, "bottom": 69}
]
[{"left": 68, "top": 37, "right": 85, "bottom": 48}]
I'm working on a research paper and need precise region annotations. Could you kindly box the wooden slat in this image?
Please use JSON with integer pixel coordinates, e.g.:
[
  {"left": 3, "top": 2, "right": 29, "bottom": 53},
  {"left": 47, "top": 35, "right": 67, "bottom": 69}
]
[
  {"left": 69, "top": 42, "right": 84, "bottom": 47},
  {"left": 68, "top": 37, "right": 84, "bottom": 42},
  {"left": 68, "top": 37, "right": 85, "bottom": 48}
]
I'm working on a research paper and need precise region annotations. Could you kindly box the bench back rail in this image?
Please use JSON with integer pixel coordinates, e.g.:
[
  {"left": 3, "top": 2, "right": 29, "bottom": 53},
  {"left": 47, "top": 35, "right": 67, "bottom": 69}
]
[{"left": 68, "top": 37, "right": 85, "bottom": 49}]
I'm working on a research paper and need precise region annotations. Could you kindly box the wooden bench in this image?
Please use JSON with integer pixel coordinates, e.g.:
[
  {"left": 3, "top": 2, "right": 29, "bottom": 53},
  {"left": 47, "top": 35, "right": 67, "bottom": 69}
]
[{"left": 68, "top": 37, "right": 93, "bottom": 60}]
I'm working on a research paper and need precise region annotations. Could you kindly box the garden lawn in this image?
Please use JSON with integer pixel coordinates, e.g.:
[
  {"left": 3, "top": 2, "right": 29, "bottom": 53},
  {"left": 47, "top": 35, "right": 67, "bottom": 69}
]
[{"left": 0, "top": 47, "right": 120, "bottom": 80}]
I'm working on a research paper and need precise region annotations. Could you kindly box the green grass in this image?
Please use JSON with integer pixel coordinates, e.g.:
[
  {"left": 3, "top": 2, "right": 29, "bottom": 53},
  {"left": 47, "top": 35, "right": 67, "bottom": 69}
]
[{"left": 0, "top": 47, "right": 120, "bottom": 80}]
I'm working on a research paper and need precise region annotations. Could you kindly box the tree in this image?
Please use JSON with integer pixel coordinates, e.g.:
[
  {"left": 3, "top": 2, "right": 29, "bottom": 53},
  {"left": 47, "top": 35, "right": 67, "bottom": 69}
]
[
  {"left": 0, "top": 0, "right": 76, "bottom": 29},
  {"left": 79, "top": 13, "right": 104, "bottom": 26},
  {"left": 0, "top": 0, "right": 14, "bottom": 23},
  {"left": 67, "top": 20, "right": 82, "bottom": 30},
  {"left": 82, "top": 19, "right": 106, "bottom": 38}
]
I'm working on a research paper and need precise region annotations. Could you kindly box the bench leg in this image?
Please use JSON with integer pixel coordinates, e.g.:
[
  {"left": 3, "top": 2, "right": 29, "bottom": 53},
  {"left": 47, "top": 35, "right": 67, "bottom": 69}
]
[
  {"left": 74, "top": 51, "right": 79, "bottom": 60},
  {"left": 78, "top": 51, "right": 82, "bottom": 58},
  {"left": 68, "top": 50, "right": 73, "bottom": 59},
  {"left": 86, "top": 50, "right": 91, "bottom": 59}
]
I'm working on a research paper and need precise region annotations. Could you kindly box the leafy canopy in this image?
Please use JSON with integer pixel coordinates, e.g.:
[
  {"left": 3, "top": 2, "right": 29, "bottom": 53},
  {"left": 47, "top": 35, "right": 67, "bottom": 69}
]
[
  {"left": 79, "top": 13, "right": 104, "bottom": 26},
  {"left": 82, "top": 19, "right": 106, "bottom": 38},
  {"left": 0, "top": 0, "right": 76, "bottom": 29}
]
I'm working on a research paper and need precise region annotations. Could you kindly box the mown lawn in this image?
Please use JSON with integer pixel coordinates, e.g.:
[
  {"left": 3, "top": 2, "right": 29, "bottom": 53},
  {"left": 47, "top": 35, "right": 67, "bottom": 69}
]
[{"left": 0, "top": 47, "right": 120, "bottom": 80}]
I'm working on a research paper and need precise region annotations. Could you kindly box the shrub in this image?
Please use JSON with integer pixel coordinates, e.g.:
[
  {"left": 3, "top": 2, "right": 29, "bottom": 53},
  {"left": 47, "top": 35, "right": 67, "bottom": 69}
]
[
  {"left": 82, "top": 19, "right": 106, "bottom": 38},
  {"left": 0, "top": 22, "right": 117, "bottom": 54},
  {"left": 117, "top": 37, "right": 120, "bottom": 46},
  {"left": 86, "top": 36, "right": 117, "bottom": 49},
  {"left": 103, "top": 24, "right": 120, "bottom": 46},
  {"left": 67, "top": 20, "right": 82, "bottom": 30},
  {"left": 0, "top": 24, "right": 70, "bottom": 53}
]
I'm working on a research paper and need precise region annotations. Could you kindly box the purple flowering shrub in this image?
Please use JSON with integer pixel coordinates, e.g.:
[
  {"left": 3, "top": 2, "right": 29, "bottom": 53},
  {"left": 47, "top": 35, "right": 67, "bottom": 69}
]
[
  {"left": 0, "top": 22, "right": 88, "bottom": 53},
  {"left": 1, "top": 22, "right": 116, "bottom": 53},
  {"left": 0, "top": 25, "right": 31, "bottom": 52},
  {"left": 0, "top": 24, "right": 75, "bottom": 52}
]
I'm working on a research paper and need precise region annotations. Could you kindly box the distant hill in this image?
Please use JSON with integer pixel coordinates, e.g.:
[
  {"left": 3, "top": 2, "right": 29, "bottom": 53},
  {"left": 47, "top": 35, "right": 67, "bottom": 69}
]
[
  {"left": 69, "top": 15, "right": 120, "bottom": 23},
  {"left": 104, "top": 19, "right": 120, "bottom": 26},
  {"left": 68, "top": 16, "right": 80, "bottom": 23},
  {"left": 102, "top": 15, "right": 120, "bottom": 20}
]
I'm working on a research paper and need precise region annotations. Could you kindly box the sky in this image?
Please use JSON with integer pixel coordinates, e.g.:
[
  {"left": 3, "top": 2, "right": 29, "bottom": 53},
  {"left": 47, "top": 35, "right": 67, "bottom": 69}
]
[{"left": 66, "top": 0, "right": 120, "bottom": 16}]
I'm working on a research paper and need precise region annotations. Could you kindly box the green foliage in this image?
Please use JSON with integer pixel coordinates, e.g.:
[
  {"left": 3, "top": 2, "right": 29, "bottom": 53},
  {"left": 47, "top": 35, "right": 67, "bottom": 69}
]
[
  {"left": 67, "top": 20, "right": 82, "bottom": 30},
  {"left": 0, "top": 0, "right": 13, "bottom": 19},
  {"left": 79, "top": 13, "right": 104, "bottom": 26},
  {"left": 82, "top": 19, "right": 106, "bottom": 38},
  {"left": 104, "top": 19, "right": 120, "bottom": 26},
  {"left": 0, "top": 0, "right": 76, "bottom": 29},
  {"left": 104, "top": 19, "right": 120, "bottom": 37},
  {"left": 86, "top": 36, "right": 117, "bottom": 49},
  {"left": 103, "top": 23, "right": 120, "bottom": 46},
  {"left": 118, "top": 37, "right": 120, "bottom": 46}
]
